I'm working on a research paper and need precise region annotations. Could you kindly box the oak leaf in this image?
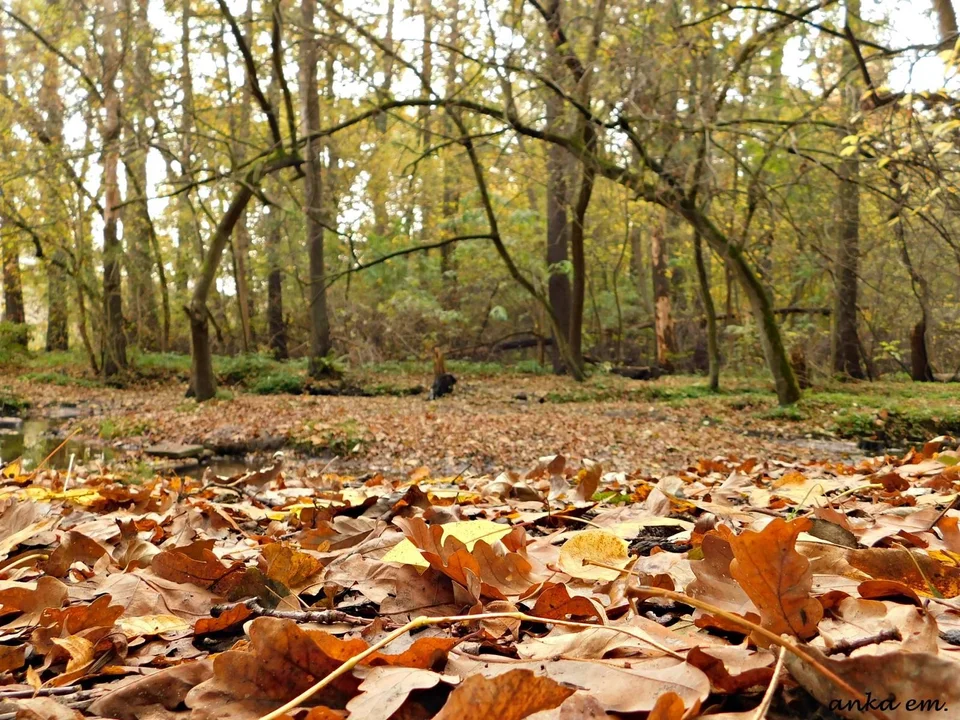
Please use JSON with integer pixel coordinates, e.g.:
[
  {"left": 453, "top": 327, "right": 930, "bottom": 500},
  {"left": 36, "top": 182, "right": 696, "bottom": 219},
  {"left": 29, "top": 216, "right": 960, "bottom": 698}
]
[
  {"left": 0, "top": 576, "right": 68, "bottom": 628},
  {"left": 41, "top": 530, "right": 107, "bottom": 578},
  {"left": 786, "top": 645, "right": 960, "bottom": 720},
  {"left": 647, "top": 691, "right": 686, "bottom": 720},
  {"left": 345, "top": 666, "right": 446, "bottom": 720},
  {"left": 727, "top": 517, "right": 823, "bottom": 639},
  {"left": 260, "top": 542, "right": 324, "bottom": 588},
  {"left": 151, "top": 543, "right": 243, "bottom": 591},
  {"left": 433, "top": 668, "right": 574, "bottom": 720},
  {"left": 89, "top": 658, "right": 214, "bottom": 720},
  {"left": 529, "top": 582, "right": 604, "bottom": 622}
]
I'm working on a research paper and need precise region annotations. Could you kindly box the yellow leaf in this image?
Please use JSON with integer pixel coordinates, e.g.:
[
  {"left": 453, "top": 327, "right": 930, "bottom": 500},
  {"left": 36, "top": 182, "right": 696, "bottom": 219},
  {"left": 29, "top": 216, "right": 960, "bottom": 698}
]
[
  {"left": 25, "top": 665, "right": 41, "bottom": 691},
  {"left": 0, "top": 517, "right": 59, "bottom": 558},
  {"left": 1, "top": 459, "right": 21, "bottom": 479},
  {"left": 380, "top": 538, "right": 430, "bottom": 570},
  {"left": 558, "top": 529, "right": 629, "bottom": 581},
  {"left": 51, "top": 635, "right": 94, "bottom": 674},
  {"left": 381, "top": 520, "right": 515, "bottom": 569},
  {"left": 117, "top": 614, "right": 191, "bottom": 638}
]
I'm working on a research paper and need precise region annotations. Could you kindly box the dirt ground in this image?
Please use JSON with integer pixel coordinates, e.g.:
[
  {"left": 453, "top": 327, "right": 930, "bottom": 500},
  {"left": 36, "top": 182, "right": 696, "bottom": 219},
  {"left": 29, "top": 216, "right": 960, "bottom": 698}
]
[{"left": 0, "top": 370, "right": 872, "bottom": 479}]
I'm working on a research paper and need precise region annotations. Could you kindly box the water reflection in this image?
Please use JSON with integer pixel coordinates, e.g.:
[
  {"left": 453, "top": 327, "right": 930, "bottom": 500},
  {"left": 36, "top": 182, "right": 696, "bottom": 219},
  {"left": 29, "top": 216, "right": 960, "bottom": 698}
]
[{"left": 0, "top": 419, "right": 113, "bottom": 471}]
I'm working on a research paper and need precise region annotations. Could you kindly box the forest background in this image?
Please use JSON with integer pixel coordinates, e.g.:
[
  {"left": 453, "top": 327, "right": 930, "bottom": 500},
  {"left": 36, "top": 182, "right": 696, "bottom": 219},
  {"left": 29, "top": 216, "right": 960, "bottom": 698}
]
[{"left": 0, "top": 0, "right": 959, "bottom": 406}]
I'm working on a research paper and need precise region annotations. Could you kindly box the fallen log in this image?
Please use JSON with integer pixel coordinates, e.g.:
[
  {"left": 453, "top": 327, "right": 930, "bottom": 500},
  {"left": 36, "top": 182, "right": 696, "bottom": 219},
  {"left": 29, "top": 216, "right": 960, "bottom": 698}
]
[{"left": 610, "top": 366, "right": 663, "bottom": 380}]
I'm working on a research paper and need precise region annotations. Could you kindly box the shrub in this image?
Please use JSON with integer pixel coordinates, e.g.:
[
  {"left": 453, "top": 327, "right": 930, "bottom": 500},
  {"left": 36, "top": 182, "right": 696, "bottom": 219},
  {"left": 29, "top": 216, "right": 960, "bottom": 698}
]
[
  {"left": 251, "top": 372, "right": 305, "bottom": 395},
  {"left": 0, "top": 322, "right": 28, "bottom": 352}
]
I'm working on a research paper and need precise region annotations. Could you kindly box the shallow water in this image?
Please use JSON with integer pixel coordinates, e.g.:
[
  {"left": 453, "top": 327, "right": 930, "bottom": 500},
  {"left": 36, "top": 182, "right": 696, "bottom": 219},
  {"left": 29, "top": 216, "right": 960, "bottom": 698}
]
[{"left": 0, "top": 418, "right": 114, "bottom": 471}]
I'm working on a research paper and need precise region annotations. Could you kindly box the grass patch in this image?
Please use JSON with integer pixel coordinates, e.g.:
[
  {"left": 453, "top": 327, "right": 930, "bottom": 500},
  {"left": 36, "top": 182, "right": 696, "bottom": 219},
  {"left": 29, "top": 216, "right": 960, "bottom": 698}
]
[
  {"left": 758, "top": 405, "right": 808, "bottom": 422},
  {"left": 98, "top": 418, "right": 152, "bottom": 440},
  {"left": 295, "top": 419, "right": 368, "bottom": 456},
  {"left": 0, "top": 390, "right": 28, "bottom": 416},
  {"left": 251, "top": 371, "right": 305, "bottom": 395},
  {"left": 23, "top": 371, "right": 100, "bottom": 388}
]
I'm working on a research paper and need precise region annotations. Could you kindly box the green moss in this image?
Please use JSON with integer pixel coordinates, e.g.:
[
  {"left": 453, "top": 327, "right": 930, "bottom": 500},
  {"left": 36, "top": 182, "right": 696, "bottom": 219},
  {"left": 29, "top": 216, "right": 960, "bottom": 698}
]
[
  {"left": 0, "top": 390, "right": 29, "bottom": 416},
  {"left": 251, "top": 372, "right": 305, "bottom": 395},
  {"left": 99, "top": 418, "right": 152, "bottom": 440},
  {"left": 23, "top": 371, "right": 100, "bottom": 388},
  {"left": 757, "top": 405, "right": 808, "bottom": 421}
]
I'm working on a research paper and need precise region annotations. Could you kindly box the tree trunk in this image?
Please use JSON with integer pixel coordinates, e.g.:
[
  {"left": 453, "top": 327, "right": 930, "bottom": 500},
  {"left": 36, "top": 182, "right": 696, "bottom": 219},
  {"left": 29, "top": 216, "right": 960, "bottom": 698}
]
[
  {"left": 568, "top": 165, "right": 593, "bottom": 370},
  {"left": 122, "top": 0, "right": 160, "bottom": 350},
  {"left": 545, "top": 93, "right": 571, "bottom": 373},
  {"left": 301, "top": 0, "right": 331, "bottom": 374},
  {"left": 101, "top": 0, "right": 126, "bottom": 377},
  {"left": 651, "top": 211, "right": 676, "bottom": 370},
  {"left": 678, "top": 200, "right": 800, "bottom": 405},
  {"left": 189, "top": 186, "right": 255, "bottom": 400},
  {"left": 892, "top": 176, "right": 935, "bottom": 382},
  {"left": 911, "top": 321, "right": 935, "bottom": 382},
  {"left": 266, "top": 202, "right": 287, "bottom": 360},
  {"left": 229, "top": 0, "right": 255, "bottom": 352},
  {"left": 934, "top": 0, "right": 959, "bottom": 45},
  {"left": 174, "top": 0, "right": 196, "bottom": 295},
  {"left": 832, "top": 0, "right": 864, "bottom": 379},
  {"left": 439, "top": 0, "right": 461, "bottom": 293},
  {"left": 34, "top": 5, "right": 69, "bottom": 350},
  {"left": 694, "top": 229, "right": 720, "bottom": 390},
  {"left": 0, "top": 29, "right": 24, "bottom": 332}
]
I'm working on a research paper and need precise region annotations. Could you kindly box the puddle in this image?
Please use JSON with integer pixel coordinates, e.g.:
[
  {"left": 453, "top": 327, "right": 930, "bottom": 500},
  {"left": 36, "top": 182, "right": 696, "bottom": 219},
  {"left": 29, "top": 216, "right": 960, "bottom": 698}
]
[{"left": 0, "top": 418, "right": 114, "bottom": 472}]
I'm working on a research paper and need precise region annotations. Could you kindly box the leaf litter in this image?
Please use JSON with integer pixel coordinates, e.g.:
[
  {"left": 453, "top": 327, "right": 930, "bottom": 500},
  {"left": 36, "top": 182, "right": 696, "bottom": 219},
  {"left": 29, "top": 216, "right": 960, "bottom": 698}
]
[{"left": 0, "top": 431, "right": 959, "bottom": 718}]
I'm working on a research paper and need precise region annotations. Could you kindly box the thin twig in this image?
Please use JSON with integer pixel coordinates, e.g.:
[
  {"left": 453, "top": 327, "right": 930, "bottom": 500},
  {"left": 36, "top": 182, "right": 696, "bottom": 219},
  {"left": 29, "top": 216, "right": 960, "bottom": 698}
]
[
  {"left": 823, "top": 629, "right": 901, "bottom": 657},
  {"left": 211, "top": 598, "right": 369, "bottom": 626},
  {"left": 35, "top": 427, "right": 82, "bottom": 473},
  {"left": 257, "top": 609, "right": 685, "bottom": 720},
  {"left": 586, "top": 560, "right": 891, "bottom": 720},
  {"left": 751, "top": 646, "right": 787, "bottom": 720}
]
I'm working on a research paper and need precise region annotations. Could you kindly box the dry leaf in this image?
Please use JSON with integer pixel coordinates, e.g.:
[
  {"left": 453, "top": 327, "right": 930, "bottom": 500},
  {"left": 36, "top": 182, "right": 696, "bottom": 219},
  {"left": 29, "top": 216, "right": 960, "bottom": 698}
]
[
  {"left": 260, "top": 542, "right": 324, "bottom": 588},
  {"left": 558, "top": 529, "right": 629, "bottom": 581},
  {"left": 433, "top": 669, "right": 574, "bottom": 720},
  {"left": 728, "top": 518, "right": 823, "bottom": 639},
  {"left": 345, "top": 666, "right": 446, "bottom": 720}
]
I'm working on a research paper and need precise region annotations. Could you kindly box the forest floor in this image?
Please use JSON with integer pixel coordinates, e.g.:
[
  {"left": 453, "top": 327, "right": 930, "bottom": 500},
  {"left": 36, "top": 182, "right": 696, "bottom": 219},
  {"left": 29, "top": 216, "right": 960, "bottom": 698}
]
[
  {"left": 1, "top": 352, "right": 958, "bottom": 478},
  {"left": 0, "top": 355, "right": 959, "bottom": 718}
]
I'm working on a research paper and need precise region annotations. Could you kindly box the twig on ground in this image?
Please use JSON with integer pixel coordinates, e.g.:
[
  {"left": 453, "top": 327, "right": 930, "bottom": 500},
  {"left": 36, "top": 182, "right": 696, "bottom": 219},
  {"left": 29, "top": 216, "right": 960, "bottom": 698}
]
[
  {"left": 256, "top": 609, "right": 686, "bottom": 720},
  {"left": 823, "top": 628, "right": 902, "bottom": 656},
  {"left": 751, "top": 645, "right": 787, "bottom": 720},
  {"left": 210, "top": 598, "right": 370, "bottom": 626},
  {"left": 587, "top": 558, "right": 891, "bottom": 720}
]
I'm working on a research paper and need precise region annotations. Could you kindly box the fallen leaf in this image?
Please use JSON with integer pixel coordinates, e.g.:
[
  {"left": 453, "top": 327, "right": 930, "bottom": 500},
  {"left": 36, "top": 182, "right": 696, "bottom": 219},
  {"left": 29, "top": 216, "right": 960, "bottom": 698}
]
[
  {"left": 685, "top": 646, "right": 775, "bottom": 693},
  {"left": 117, "top": 614, "right": 191, "bottom": 639},
  {"left": 151, "top": 545, "right": 242, "bottom": 590},
  {"left": 433, "top": 669, "right": 574, "bottom": 720},
  {"left": 10, "top": 696, "right": 83, "bottom": 720},
  {"left": 458, "top": 655, "right": 708, "bottom": 713},
  {"left": 728, "top": 518, "right": 823, "bottom": 639},
  {"left": 89, "top": 658, "right": 215, "bottom": 720},
  {"left": 529, "top": 582, "right": 604, "bottom": 622},
  {"left": 345, "top": 666, "right": 446, "bottom": 720},
  {"left": 558, "top": 529, "right": 629, "bottom": 581},
  {"left": 647, "top": 691, "right": 686, "bottom": 720},
  {"left": 0, "top": 576, "right": 68, "bottom": 628},
  {"left": 41, "top": 531, "right": 108, "bottom": 578},
  {"left": 786, "top": 645, "right": 960, "bottom": 720},
  {"left": 260, "top": 542, "right": 324, "bottom": 588}
]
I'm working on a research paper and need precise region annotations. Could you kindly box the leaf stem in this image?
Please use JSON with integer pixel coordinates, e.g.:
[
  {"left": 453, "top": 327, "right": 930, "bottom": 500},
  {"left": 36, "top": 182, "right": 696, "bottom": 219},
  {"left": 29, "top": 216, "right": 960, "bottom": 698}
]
[
  {"left": 585, "top": 559, "right": 891, "bottom": 720},
  {"left": 256, "top": 609, "right": 684, "bottom": 720}
]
